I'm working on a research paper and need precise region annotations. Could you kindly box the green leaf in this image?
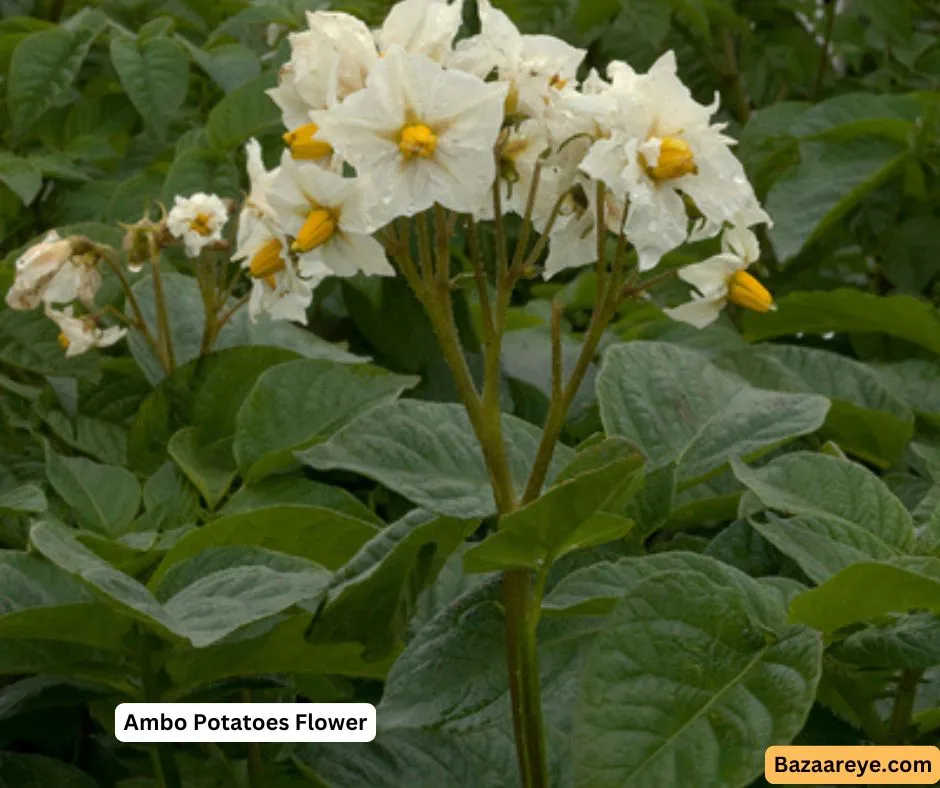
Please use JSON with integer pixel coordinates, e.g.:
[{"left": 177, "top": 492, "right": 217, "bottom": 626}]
[
  {"left": 295, "top": 727, "right": 521, "bottom": 788},
  {"left": 149, "top": 504, "right": 380, "bottom": 586},
  {"left": 308, "top": 510, "right": 479, "bottom": 659},
  {"left": 716, "top": 344, "right": 914, "bottom": 466},
  {"left": 834, "top": 613, "right": 940, "bottom": 669},
  {"left": 234, "top": 359, "right": 418, "bottom": 483},
  {"left": 573, "top": 569, "right": 821, "bottom": 788},
  {"left": 790, "top": 92, "right": 921, "bottom": 142},
  {"left": 0, "top": 550, "right": 125, "bottom": 650},
  {"left": 220, "top": 475, "right": 380, "bottom": 525},
  {"left": 0, "top": 484, "right": 46, "bottom": 515},
  {"left": 44, "top": 445, "right": 141, "bottom": 536},
  {"left": 0, "top": 752, "right": 99, "bottom": 788},
  {"left": 299, "top": 401, "right": 575, "bottom": 518},
  {"left": 167, "top": 427, "right": 237, "bottom": 511},
  {"left": 377, "top": 580, "right": 592, "bottom": 742},
  {"left": 464, "top": 455, "right": 642, "bottom": 572},
  {"left": 789, "top": 558, "right": 940, "bottom": 632},
  {"left": 161, "top": 147, "right": 240, "bottom": 203},
  {"left": 205, "top": 72, "right": 280, "bottom": 149},
  {"left": 731, "top": 453, "right": 914, "bottom": 544},
  {"left": 741, "top": 290, "right": 940, "bottom": 356},
  {"left": 150, "top": 546, "right": 331, "bottom": 647},
  {"left": 186, "top": 41, "right": 260, "bottom": 92},
  {"left": 875, "top": 359, "right": 940, "bottom": 428},
  {"left": 7, "top": 27, "right": 97, "bottom": 138},
  {"left": 109, "top": 35, "right": 189, "bottom": 139},
  {"left": 597, "top": 342, "right": 829, "bottom": 483},
  {"left": 766, "top": 137, "right": 909, "bottom": 260},
  {"left": 166, "top": 616, "right": 389, "bottom": 694},
  {"left": 542, "top": 550, "right": 797, "bottom": 618},
  {"left": 0, "top": 152, "right": 42, "bottom": 204}
]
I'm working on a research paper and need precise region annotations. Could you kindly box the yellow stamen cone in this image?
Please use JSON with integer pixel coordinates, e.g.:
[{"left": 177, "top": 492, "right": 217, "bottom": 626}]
[
  {"left": 292, "top": 209, "right": 336, "bottom": 253},
  {"left": 728, "top": 270, "right": 775, "bottom": 313},
  {"left": 249, "top": 238, "right": 286, "bottom": 279},
  {"left": 57, "top": 332, "right": 70, "bottom": 350},
  {"left": 190, "top": 213, "right": 214, "bottom": 237},
  {"left": 284, "top": 123, "right": 333, "bottom": 160},
  {"left": 399, "top": 124, "right": 438, "bottom": 159},
  {"left": 648, "top": 137, "right": 697, "bottom": 181}
]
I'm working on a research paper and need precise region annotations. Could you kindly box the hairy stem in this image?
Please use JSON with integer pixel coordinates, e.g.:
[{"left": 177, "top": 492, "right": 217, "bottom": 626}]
[
  {"left": 812, "top": 0, "right": 837, "bottom": 100},
  {"left": 138, "top": 635, "right": 181, "bottom": 788},
  {"left": 100, "top": 252, "right": 166, "bottom": 371},
  {"left": 241, "top": 690, "right": 265, "bottom": 788}
]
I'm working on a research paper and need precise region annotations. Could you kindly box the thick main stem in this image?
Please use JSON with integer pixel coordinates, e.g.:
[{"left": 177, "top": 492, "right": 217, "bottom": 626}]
[
  {"left": 138, "top": 634, "right": 181, "bottom": 788},
  {"left": 150, "top": 257, "right": 176, "bottom": 372}
]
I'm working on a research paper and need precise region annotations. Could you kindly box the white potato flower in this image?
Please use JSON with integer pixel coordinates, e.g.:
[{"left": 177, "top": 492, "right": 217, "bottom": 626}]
[
  {"left": 448, "top": 0, "right": 584, "bottom": 117},
  {"left": 267, "top": 151, "right": 393, "bottom": 279},
  {"left": 579, "top": 51, "right": 769, "bottom": 271},
  {"left": 44, "top": 304, "right": 126, "bottom": 357},
  {"left": 377, "top": 0, "right": 464, "bottom": 62},
  {"left": 313, "top": 46, "right": 507, "bottom": 217},
  {"left": 237, "top": 140, "right": 280, "bottom": 258},
  {"left": 5, "top": 231, "right": 102, "bottom": 311},
  {"left": 664, "top": 225, "right": 774, "bottom": 329},
  {"left": 166, "top": 193, "right": 229, "bottom": 257}
]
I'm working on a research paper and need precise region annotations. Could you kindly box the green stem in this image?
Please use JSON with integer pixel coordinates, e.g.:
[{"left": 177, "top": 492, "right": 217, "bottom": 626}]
[
  {"left": 138, "top": 635, "right": 181, "bottom": 788},
  {"left": 150, "top": 256, "right": 176, "bottom": 372},
  {"left": 888, "top": 669, "right": 923, "bottom": 744},
  {"left": 812, "top": 0, "right": 837, "bottom": 101},
  {"left": 241, "top": 690, "right": 265, "bottom": 788},
  {"left": 100, "top": 251, "right": 165, "bottom": 371}
]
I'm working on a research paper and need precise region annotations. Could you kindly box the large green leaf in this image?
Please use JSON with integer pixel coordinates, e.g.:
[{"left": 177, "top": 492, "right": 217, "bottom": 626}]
[
  {"left": 875, "top": 359, "right": 940, "bottom": 429},
  {"left": 234, "top": 359, "right": 418, "bottom": 483},
  {"left": 0, "top": 551, "right": 124, "bottom": 650},
  {"left": 572, "top": 569, "right": 821, "bottom": 788},
  {"left": 299, "top": 401, "right": 575, "bottom": 518},
  {"left": 205, "top": 72, "right": 280, "bottom": 148},
  {"left": 161, "top": 147, "right": 241, "bottom": 203},
  {"left": 376, "top": 580, "right": 592, "bottom": 774},
  {"left": 7, "top": 27, "right": 98, "bottom": 137},
  {"left": 149, "top": 504, "right": 380, "bottom": 585},
  {"left": 109, "top": 35, "right": 189, "bottom": 139},
  {"left": 789, "top": 92, "right": 921, "bottom": 142},
  {"left": 733, "top": 453, "right": 915, "bottom": 583},
  {"left": 766, "top": 137, "right": 909, "bottom": 260},
  {"left": 308, "top": 510, "right": 479, "bottom": 659},
  {"left": 597, "top": 342, "right": 829, "bottom": 482},
  {"left": 834, "top": 613, "right": 940, "bottom": 669},
  {"left": 0, "top": 484, "right": 46, "bottom": 515},
  {"left": 741, "top": 290, "right": 940, "bottom": 356},
  {"left": 715, "top": 344, "right": 914, "bottom": 466},
  {"left": 220, "top": 475, "right": 380, "bottom": 524},
  {"left": 464, "top": 453, "right": 642, "bottom": 572},
  {"left": 30, "top": 523, "right": 332, "bottom": 648},
  {"left": 44, "top": 445, "right": 141, "bottom": 536},
  {"left": 789, "top": 557, "right": 940, "bottom": 632},
  {"left": 184, "top": 41, "right": 260, "bottom": 93},
  {"left": 167, "top": 427, "right": 237, "bottom": 511},
  {"left": 0, "top": 152, "right": 42, "bottom": 204}
]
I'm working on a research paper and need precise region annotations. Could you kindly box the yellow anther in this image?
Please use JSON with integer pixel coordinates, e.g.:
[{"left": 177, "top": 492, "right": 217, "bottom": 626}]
[
  {"left": 283, "top": 123, "right": 334, "bottom": 160},
  {"left": 190, "top": 213, "right": 214, "bottom": 237},
  {"left": 292, "top": 209, "right": 336, "bottom": 253},
  {"left": 57, "top": 332, "right": 70, "bottom": 350},
  {"left": 728, "top": 270, "right": 775, "bottom": 313},
  {"left": 399, "top": 124, "right": 438, "bottom": 159},
  {"left": 646, "top": 137, "right": 697, "bottom": 181},
  {"left": 549, "top": 74, "right": 568, "bottom": 90},
  {"left": 249, "top": 238, "right": 286, "bottom": 279}
]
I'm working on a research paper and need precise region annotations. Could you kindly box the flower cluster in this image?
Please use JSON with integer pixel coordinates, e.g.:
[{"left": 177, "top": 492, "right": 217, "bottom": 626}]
[
  {"left": 4, "top": 0, "right": 776, "bottom": 359},
  {"left": 240, "top": 0, "right": 774, "bottom": 325}
]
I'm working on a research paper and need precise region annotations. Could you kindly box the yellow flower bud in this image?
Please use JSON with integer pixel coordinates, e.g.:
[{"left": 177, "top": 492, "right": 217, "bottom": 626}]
[
  {"left": 292, "top": 209, "right": 336, "bottom": 253},
  {"left": 249, "top": 238, "right": 286, "bottom": 279},
  {"left": 283, "top": 123, "right": 334, "bottom": 160},
  {"left": 728, "top": 270, "right": 775, "bottom": 313},
  {"left": 646, "top": 137, "right": 697, "bottom": 181},
  {"left": 399, "top": 124, "right": 438, "bottom": 159}
]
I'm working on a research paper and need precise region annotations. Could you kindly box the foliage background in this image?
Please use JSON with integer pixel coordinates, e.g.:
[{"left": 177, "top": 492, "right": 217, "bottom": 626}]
[{"left": 0, "top": 0, "right": 939, "bottom": 786}]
